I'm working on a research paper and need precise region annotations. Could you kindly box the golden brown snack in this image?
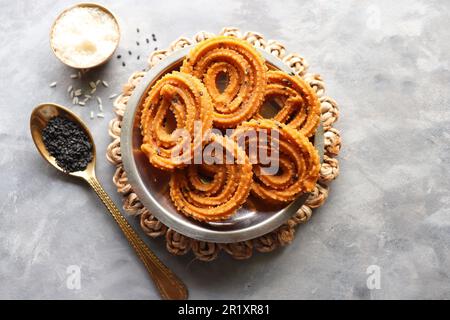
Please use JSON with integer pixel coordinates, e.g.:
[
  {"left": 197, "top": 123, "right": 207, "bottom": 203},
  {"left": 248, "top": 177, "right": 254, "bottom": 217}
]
[
  {"left": 231, "top": 119, "right": 320, "bottom": 203},
  {"left": 181, "top": 36, "right": 267, "bottom": 128},
  {"left": 255, "top": 70, "right": 320, "bottom": 137},
  {"left": 169, "top": 134, "right": 253, "bottom": 221},
  {"left": 140, "top": 71, "right": 213, "bottom": 170}
]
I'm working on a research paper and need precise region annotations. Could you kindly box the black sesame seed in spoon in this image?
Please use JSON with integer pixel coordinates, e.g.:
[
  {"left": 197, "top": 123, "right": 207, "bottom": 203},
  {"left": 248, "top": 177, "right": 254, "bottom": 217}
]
[{"left": 42, "top": 116, "right": 93, "bottom": 173}]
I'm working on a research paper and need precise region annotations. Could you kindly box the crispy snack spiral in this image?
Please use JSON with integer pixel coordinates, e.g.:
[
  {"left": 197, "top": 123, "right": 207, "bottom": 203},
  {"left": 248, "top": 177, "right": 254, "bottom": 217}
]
[
  {"left": 140, "top": 71, "right": 213, "bottom": 170},
  {"left": 255, "top": 70, "right": 320, "bottom": 137},
  {"left": 232, "top": 119, "right": 320, "bottom": 203},
  {"left": 169, "top": 134, "right": 253, "bottom": 221},
  {"left": 180, "top": 36, "right": 267, "bottom": 128}
]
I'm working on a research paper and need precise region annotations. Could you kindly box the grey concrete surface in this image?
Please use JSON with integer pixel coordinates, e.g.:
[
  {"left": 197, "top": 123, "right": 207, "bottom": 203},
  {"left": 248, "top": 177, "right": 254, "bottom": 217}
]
[{"left": 0, "top": 0, "right": 449, "bottom": 300}]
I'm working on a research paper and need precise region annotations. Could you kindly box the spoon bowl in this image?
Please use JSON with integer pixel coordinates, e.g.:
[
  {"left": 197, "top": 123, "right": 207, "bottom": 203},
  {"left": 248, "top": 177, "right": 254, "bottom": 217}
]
[
  {"left": 29, "top": 103, "right": 188, "bottom": 300},
  {"left": 30, "top": 103, "right": 95, "bottom": 180}
]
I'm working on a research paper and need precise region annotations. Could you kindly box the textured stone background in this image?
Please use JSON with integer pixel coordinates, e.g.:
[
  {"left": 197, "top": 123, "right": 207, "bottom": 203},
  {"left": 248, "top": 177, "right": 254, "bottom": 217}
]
[{"left": 0, "top": 0, "right": 449, "bottom": 299}]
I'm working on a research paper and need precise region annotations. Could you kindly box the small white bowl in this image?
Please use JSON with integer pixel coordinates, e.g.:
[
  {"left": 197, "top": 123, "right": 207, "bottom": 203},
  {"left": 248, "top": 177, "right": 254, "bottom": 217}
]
[{"left": 50, "top": 2, "right": 120, "bottom": 69}]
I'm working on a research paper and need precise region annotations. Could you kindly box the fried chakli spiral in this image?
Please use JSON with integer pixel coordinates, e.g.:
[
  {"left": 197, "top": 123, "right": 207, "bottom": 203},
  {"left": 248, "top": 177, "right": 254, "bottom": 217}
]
[
  {"left": 232, "top": 119, "right": 320, "bottom": 203},
  {"left": 180, "top": 36, "right": 267, "bottom": 128},
  {"left": 140, "top": 71, "right": 213, "bottom": 170},
  {"left": 255, "top": 70, "right": 320, "bottom": 137},
  {"left": 169, "top": 134, "right": 253, "bottom": 221}
]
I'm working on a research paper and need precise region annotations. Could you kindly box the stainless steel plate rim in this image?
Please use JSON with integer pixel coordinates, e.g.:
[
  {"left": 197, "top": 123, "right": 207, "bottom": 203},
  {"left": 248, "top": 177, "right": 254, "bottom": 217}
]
[{"left": 121, "top": 46, "right": 323, "bottom": 243}]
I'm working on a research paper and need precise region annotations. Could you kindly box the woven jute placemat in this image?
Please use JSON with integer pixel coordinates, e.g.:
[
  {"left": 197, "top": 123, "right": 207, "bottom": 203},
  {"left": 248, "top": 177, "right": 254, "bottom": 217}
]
[{"left": 106, "top": 27, "right": 341, "bottom": 261}]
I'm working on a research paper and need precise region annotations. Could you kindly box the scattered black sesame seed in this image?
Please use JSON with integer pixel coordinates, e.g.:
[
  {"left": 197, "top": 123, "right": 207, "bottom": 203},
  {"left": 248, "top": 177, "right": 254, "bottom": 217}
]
[
  {"left": 128, "top": 50, "right": 132, "bottom": 55},
  {"left": 117, "top": 54, "right": 121, "bottom": 59},
  {"left": 137, "top": 55, "right": 140, "bottom": 60},
  {"left": 42, "top": 116, "right": 93, "bottom": 172},
  {"left": 154, "top": 47, "right": 158, "bottom": 50},
  {"left": 136, "top": 41, "right": 140, "bottom": 46},
  {"left": 137, "top": 28, "right": 140, "bottom": 33},
  {"left": 146, "top": 38, "right": 149, "bottom": 43},
  {"left": 122, "top": 62, "right": 126, "bottom": 67},
  {"left": 151, "top": 33, "right": 155, "bottom": 37}
]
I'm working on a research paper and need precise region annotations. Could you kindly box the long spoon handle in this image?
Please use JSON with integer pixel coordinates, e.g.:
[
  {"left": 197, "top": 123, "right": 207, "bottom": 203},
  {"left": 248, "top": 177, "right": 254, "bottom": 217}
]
[{"left": 86, "top": 176, "right": 188, "bottom": 300}]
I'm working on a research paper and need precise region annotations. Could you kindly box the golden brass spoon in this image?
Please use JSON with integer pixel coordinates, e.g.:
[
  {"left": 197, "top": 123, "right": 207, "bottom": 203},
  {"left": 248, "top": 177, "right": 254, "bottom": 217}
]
[{"left": 30, "top": 103, "right": 188, "bottom": 300}]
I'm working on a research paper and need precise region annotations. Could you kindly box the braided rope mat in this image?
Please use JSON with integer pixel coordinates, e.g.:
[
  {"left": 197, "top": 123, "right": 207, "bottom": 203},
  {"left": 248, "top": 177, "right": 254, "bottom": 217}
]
[{"left": 106, "top": 27, "right": 341, "bottom": 261}]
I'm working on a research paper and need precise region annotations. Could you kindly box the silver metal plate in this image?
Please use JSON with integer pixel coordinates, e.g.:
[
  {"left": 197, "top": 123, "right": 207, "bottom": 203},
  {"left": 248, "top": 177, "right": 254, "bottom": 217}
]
[{"left": 121, "top": 46, "right": 324, "bottom": 243}]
